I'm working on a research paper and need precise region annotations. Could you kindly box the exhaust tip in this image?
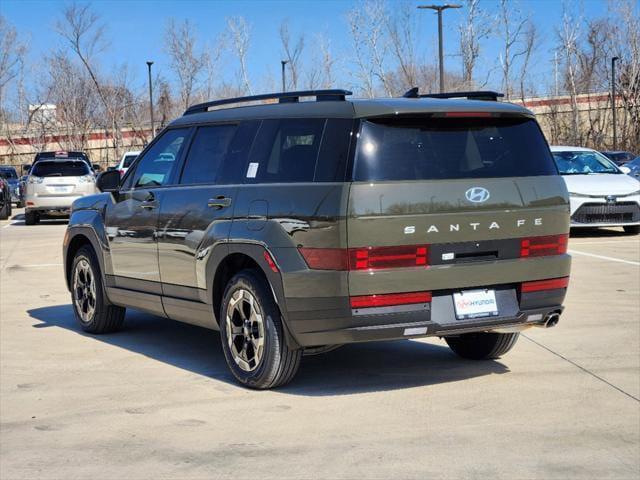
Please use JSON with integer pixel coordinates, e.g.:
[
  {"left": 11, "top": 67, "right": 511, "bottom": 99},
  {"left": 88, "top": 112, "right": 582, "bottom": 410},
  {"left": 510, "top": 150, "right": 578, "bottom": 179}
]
[{"left": 543, "top": 312, "right": 560, "bottom": 328}]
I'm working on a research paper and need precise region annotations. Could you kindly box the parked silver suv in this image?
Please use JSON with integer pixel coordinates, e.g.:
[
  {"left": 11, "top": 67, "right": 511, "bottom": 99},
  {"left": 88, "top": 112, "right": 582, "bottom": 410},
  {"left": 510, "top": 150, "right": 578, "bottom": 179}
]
[{"left": 24, "top": 159, "right": 97, "bottom": 225}]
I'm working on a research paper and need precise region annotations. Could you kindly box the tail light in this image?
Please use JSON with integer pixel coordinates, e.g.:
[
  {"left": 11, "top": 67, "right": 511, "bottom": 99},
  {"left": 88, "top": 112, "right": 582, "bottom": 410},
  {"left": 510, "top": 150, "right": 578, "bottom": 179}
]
[
  {"left": 350, "top": 291, "right": 432, "bottom": 309},
  {"left": 520, "top": 234, "right": 568, "bottom": 257},
  {"left": 521, "top": 277, "right": 569, "bottom": 293},
  {"left": 298, "top": 245, "right": 429, "bottom": 271},
  {"left": 263, "top": 250, "right": 279, "bottom": 273}
]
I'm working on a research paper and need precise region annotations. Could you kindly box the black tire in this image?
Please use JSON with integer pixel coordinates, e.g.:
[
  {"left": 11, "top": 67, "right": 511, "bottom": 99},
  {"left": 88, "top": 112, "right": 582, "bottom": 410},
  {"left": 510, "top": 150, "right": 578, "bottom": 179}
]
[
  {"left": 70, "top": 245, "right": 125, "bottom": 334},
  {"left": 0, "top": 196, "right": 8, "bottom": 220},
  {"left": 17, "top": 200, "right": 24, "bottom": 208},
  {"left": 24, "top": 211, "right": 38, "bottom": 225},
  {"left": 219, "top": 269, "right": 302, "bottom": 389},
  {"left": 623, "top": 225, "right": 640, "bottom": 235},
  {"left": 445, "top": 332, "right": 519, "bottom": 360}
]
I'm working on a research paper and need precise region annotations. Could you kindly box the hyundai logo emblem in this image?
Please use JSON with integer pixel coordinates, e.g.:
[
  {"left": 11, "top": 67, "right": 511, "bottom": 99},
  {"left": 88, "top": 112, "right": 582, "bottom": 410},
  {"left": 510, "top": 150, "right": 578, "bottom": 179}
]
[{"left": 465, "top": 187, "right": 491, "bottom": 203}]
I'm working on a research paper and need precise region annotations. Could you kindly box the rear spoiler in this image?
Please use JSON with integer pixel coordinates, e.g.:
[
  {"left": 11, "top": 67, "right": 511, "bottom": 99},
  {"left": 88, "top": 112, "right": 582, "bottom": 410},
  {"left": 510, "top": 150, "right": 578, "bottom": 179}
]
[{"left": 402, "top": 88, "right": 504, "bottom": 102}]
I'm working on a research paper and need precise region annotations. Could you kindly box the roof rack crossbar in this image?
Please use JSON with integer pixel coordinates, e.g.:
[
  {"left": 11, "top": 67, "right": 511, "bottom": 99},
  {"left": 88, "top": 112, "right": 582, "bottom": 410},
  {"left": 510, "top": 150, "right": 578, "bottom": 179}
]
[
  {"left": 184, "top": 89, "right": 353, "bottom": 115},
  {"left": 402, "top": 88, "right": 504, "bottom": 102}
]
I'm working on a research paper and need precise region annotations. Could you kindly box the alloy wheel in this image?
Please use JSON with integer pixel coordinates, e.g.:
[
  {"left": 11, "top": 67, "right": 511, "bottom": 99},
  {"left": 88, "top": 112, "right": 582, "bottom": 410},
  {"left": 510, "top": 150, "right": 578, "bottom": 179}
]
[
  {"left": 73, "top": 258, "right": 97, "bottom": 323},
  {"left": 226, "top": 288, "right": 265, "bottom": 372}
]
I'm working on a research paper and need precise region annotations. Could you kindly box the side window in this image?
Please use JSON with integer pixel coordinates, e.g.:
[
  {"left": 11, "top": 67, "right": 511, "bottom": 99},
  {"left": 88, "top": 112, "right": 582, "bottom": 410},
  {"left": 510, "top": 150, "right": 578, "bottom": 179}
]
[
  {"left": 314, "top": 119, "right": 353, "bottom": 182},
  {"left": 125, "top": 128, "right": 189, "bottom": 189},
  {"left": 246, "top": 119, "right": 325, "bottom": 183},
  {"left": 180, "top": 125, "right": 237, "bottom": 185}
]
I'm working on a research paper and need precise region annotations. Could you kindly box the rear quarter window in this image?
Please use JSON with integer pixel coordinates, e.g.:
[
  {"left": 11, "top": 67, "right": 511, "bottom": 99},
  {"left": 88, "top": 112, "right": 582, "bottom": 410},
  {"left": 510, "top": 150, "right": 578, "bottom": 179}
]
[{"left": 353, "top": 117, "right": 557, "bottom": 181}]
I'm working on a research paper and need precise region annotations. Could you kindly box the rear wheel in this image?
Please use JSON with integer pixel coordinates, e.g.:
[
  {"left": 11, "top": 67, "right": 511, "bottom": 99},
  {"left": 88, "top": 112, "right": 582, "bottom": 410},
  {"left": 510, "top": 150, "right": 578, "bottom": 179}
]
[
  {"left": 623, "top": 225, "right": 640, "bottom": 235},
  {"left": 0, "top": 195, "right": 8, "bottom": 220},
  {"left": 219, "top": 269, "right": 302, "bottom": 389},
  {"left": 71, "top": 245, "right": 125, "bottom": 333},
  {"left": 445, "top": 332, "right": 519, "bottom": 360},
  {"left": 25, "top": 211, "right": 39, "bottom": 225}
]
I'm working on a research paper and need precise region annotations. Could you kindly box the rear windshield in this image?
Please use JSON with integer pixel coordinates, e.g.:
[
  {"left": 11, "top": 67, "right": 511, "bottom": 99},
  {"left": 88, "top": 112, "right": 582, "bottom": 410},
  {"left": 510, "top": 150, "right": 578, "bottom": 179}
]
[
  {"left": 353, "top": 117, "right": 557, "bottom": 181},
  {"left": 31, "top": 161, "right": 91, "bottom": 177},
  {"left": 0, "top": 168, "right": 18, "bottom": 179}
]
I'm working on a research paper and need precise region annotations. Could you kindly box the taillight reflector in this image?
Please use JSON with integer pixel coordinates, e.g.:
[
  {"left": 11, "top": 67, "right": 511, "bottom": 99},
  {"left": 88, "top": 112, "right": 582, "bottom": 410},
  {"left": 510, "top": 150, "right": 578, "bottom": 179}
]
[
  {"left": 520, "top": 234, "right": 568, "bottom": 257},
  {"left": 522, "top": 277, "right": 569, "bottom": 293},
  {"left": 350, "top": 291, "right": 432, "bottom": 309},
  {"left": 299, "top": 245, "right": 429, "bottom": 271},
  {"left": 263, "top": 250, "right": 279, "bottom": 273}
]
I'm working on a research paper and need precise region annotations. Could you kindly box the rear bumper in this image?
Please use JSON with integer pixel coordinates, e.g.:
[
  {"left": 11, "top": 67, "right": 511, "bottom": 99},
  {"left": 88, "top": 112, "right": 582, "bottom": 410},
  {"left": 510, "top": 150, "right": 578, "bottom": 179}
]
[
  {"left": 25, "top": 195, "right": 82, "bottom": 212},
  {"left": 287, "top": 286, "right": 567, "bottom": 347}
]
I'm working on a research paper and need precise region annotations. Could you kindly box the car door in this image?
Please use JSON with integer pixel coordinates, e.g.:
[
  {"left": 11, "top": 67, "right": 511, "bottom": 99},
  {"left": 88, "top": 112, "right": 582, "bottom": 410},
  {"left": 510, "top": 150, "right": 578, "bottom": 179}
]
[
  {"left": 157, "top": 122, "right": 258, "bottom": 301},
  {"left": 105, "top": 128, "right": 191, "bottom": 295}
]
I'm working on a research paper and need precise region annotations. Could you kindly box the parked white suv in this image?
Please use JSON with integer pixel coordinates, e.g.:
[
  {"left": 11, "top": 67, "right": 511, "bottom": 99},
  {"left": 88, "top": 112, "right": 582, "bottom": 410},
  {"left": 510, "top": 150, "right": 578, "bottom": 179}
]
[
  {"left": 116, "top": 150, "right": 141, "bottom": 177},
  {"left": 24, "top": 159, "right": 98, "bottom": 225}
]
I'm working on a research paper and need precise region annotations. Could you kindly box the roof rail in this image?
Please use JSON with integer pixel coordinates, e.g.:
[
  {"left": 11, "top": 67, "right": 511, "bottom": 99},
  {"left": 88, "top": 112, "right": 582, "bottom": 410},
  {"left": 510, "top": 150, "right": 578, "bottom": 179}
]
[
  {"left": 402, "top": 88, "right": 504, "bottom": 102},
  {"left": 184, "top": 89, "right": 353, "bottom": 115}
]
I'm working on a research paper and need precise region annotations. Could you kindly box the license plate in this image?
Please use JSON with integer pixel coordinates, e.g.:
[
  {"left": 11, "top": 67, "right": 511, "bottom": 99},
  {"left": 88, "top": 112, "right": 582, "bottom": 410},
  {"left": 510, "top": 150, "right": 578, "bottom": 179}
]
[
  {"left": 453, "top": 289, "right": 499, "bottom": 319},
  {"left": 51, "top": 186, "right": 70, "bottom": 193}
]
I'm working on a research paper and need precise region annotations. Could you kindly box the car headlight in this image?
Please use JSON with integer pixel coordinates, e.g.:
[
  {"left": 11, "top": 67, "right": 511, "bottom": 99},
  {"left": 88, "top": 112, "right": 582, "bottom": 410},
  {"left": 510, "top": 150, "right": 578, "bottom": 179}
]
[
  {"left": 568, "top": 192, "right": 592, "bottom": 198},
  {"left": 28, "top": 176, "right": 44, "bottom": 184}
]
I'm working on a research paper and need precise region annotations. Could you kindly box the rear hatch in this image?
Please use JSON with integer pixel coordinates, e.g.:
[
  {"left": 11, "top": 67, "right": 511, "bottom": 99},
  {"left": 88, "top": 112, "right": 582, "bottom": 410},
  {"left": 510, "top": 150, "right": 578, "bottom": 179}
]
[
  {"left": 30, "top": 160, "right": 93, "bottom": 197},
  {"left": 347, "top": 114, "right": 570, "bottom": 300}
]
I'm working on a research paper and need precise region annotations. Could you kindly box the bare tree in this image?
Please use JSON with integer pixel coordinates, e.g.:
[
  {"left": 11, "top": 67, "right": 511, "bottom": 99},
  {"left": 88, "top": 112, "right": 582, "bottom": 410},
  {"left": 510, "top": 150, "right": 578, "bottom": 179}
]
[
  {"left": 226, "top": 16, "right": 252, "bottom": 95},
  {"left": 0, "top": 15, "right": 27, "bottom": 124},
  {"left": 346, "top": 0, "right": 392, "bottom": 97},
  {"left": 496, "top": 0, "right": 535, "bottom": 100},
  {"left": 279, "top": 20, "right": 304, "bottom": 90},
  {"left": 556, "top": 7, "right": 581, "bottom": 145},
  {"left": 386, "top": 1, "right": 418, "bottom": 89},
  {"left": 164, "top": 19, "right": 208, "bottom": 110},
  {"left": 459, "top": 0, "right": 491, "bottom": 89}
]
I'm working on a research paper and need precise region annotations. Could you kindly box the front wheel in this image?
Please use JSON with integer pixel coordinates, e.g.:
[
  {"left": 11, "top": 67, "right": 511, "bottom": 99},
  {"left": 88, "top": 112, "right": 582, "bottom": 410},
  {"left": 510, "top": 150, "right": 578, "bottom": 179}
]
[
  {"left": 445, "top": 332, "right": 519, "bottom": 360},
  {"left": 71, "top": 245, "right": 125, "bottom": 333},
  {"left": 219, "top": 270, "right": 302, "bottom": 389},
  {"left": 0, "top": 196, "right": 8, "bottom": 220},
  {"left": 623, "top": 225, "right": 640, "bottom": 235}
]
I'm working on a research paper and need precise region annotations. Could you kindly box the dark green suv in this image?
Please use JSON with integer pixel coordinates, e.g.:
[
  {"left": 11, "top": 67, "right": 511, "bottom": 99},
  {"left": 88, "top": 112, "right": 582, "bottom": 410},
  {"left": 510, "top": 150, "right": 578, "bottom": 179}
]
[{"left": 63, "top": 89, "right": 571, "bottom": 389}]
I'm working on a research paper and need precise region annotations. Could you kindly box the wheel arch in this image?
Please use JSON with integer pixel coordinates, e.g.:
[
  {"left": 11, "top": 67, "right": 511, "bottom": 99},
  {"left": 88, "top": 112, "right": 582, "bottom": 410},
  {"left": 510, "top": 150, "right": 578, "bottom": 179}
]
[{"left": 209, "top": 243, "right": 300, "bottom": 350}]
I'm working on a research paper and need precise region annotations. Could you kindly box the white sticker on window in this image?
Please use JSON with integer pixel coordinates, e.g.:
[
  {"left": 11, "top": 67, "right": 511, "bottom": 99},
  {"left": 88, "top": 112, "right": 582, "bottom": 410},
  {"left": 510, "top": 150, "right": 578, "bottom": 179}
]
[{"left": 246, "top": 162, "right": 259, "bottom": 178}]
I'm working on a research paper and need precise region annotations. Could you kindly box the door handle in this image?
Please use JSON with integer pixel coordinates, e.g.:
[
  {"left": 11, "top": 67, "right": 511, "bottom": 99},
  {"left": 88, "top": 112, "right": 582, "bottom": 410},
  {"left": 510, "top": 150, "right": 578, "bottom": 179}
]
[{"left": 208, "top": 196, "right": 232, "bottom": 209}]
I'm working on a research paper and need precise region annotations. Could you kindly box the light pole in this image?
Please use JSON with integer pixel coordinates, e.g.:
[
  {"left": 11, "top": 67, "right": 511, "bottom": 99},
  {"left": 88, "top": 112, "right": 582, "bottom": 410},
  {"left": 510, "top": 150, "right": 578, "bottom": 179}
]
[
  {"left": 146, "top": 61, "right": 155, "bottom": 138},
  {"left": 418, "top": 4, "right": 461, "bottom": 93},
  {"left": 281, "top": 60, "right": 289, "bottom": 92},
  {"left": 611, "top": 56, "right": 619, "bottom": 150}
]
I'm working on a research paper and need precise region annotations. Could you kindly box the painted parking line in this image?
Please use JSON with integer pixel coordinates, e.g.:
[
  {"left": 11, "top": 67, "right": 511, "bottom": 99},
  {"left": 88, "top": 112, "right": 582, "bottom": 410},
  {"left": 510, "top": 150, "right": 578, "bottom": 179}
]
[
  {"left": 12, "top": 263, "right": 63, "bottom": 268},
  {"left": 568, "top": 249, "right": 640, "bottom": 266}
]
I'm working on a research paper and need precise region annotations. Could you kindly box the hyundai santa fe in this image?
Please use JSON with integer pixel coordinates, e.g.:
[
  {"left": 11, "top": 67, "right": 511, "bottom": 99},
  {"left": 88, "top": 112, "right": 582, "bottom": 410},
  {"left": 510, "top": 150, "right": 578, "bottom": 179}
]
[{"left": 63, "top": 89, "right": 571, "bottom": 389}]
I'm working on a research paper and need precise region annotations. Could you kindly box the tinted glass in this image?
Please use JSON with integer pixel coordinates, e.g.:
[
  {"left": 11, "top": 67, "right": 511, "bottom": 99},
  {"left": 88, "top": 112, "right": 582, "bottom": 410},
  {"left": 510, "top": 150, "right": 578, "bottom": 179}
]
[
  {"left": 122, "top": 155, "right": 138, "bottom": 167},
  {"left": 314, "top": 119, "right": 353, "bottom": 182},
  {"left": 218, "top": 121, "right": 259, "bottom": 184},
  {"left": 180, "top": 125, "right": 237, "bottom": 185},
  {"left": 127, "top": 128, "right": 189, "bottom": 189},
  {"left": 552, "top": 151, "right": 620, "bottom": 175},
  {"left": 353, "top": 117, "right": 557, "bottom": 181},
  {"left": 0, "top": 167, "right": 18, "bottom": 179},
  {"left": 246, "top": 119, "right": 325, "bottom": 183},
  {"left": 31, "top": 161, "right": 90, "bottom": 177}
]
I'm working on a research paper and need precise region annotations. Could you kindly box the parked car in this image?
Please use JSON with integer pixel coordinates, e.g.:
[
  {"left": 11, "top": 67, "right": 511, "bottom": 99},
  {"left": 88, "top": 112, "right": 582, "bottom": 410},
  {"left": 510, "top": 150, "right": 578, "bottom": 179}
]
[
  {"left": 0, "top": 177, "right": 12, "bottom": 220},
  {"left": 27, "top": 151, "right": 100, "bottom": 174},
  {"left": 601, "top": 151, "right": 636, "bottom": 166},
  {"left": 63, "top": 88, "right": 572, "bottom": 389},
  {"left": 24, "top": 158, "right": 98, "bottom": 225},
  {"left": 116, "top": 150, "right": 141, "bottom": 177},
  {"left": 551, "top": 146, "right": 640, "bottom": 234},
  {"left": 0, "top": 165, "right": 23, "bottom": 207},
  {"left": 624, "top": 157, "right": 640, "bottom": 180}
]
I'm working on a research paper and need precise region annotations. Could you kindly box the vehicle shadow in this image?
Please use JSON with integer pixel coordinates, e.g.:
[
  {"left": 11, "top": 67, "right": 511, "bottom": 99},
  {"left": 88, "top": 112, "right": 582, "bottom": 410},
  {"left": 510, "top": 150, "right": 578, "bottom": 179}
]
[
  {"left": 8, "top": 213, "right": 68, "bottom": 226},
  {"left": 27, "top": 304, "right": 509, "bottom": 396},
  {"left": 570, "top": 226, "right": 635, "bottom": 237}
]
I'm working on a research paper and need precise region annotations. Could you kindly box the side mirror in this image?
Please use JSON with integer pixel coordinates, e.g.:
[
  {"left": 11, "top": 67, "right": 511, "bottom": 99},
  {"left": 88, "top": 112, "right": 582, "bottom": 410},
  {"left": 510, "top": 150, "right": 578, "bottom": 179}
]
[
  {"left": 92, "top": 163, "right": 102, "bottom": 172},
  {"left": 619, "top": 166, "right": 631, "bottom": 174},
  {"left": 96, "top": 169, "right": 121, "bottom": 193}
]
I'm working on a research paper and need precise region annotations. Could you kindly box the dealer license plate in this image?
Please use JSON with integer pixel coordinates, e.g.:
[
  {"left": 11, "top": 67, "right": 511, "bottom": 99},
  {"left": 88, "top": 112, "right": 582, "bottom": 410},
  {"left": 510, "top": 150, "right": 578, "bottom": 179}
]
[{"left": 453, "top": 289, "right": 499, "bottom": 320}]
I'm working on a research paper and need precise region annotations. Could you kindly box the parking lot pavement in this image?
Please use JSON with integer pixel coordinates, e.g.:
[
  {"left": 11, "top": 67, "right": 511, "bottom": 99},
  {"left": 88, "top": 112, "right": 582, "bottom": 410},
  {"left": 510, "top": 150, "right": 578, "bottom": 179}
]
[{"left": 1, "top": 215, "right": 639, "bottom": 480}]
